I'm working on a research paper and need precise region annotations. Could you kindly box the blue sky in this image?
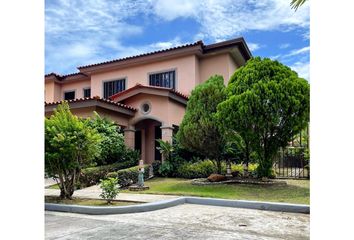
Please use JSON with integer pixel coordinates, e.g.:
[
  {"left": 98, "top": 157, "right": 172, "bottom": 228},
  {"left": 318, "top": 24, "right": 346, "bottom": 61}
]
[{"left": 45, "top": 0, "right": 309, "bottom": 80}]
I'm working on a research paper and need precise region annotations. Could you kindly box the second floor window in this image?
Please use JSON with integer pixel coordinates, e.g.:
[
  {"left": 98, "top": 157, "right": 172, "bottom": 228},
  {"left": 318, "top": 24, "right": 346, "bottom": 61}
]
[
  {"left": 64, "top": 91, "right": 75, "bottom": 100},
  {"left": 149, "top": 70, "right": 175, "bottom": 89},
  {"left": 103, "top": 79, "right": 126, "bottom": 99},
  {"left": 83, "top": 88, "right": 91, "bottom": 98}
]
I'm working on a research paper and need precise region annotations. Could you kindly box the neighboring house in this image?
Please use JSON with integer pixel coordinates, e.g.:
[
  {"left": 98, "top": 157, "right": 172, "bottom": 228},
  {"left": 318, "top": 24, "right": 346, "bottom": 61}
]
[{"left": 45, "top": 37, "right": 252, "bottom": 164}]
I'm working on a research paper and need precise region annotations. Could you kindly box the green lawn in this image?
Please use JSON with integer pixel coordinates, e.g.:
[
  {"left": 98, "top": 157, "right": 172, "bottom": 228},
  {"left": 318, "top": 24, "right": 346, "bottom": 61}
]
[{"left": 122, "top": 177, "right": 310, "bottom": 204}]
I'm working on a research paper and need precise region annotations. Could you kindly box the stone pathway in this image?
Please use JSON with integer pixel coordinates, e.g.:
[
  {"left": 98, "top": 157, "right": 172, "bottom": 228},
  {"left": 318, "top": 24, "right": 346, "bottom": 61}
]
[
  {"left": 45, "top": 178, "right": 58, "bottom": 188},
  {"left": 45, "top": 184, "right": 179, "bottom": 203}
]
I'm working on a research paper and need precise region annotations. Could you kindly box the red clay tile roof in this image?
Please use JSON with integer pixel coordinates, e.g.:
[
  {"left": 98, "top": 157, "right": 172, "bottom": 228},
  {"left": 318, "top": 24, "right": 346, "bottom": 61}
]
[
  {"left": 45, "top": 96, "right": 136, "bottom": 111},
  {"left": 45, "top": 37, "right": 252, "bottom": 78},
  {"left": 77, "top": 41, "right": 204, "bottom": 70},
  {"left": 109, "top": 84, "right": 189, "bottom": 101},
  {"left": 45, "top": 72, "right": 88, "bottom": 81}
]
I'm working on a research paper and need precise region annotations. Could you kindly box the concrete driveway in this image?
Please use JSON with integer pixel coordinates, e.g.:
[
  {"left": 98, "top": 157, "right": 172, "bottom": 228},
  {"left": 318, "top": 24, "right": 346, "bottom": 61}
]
[{"left": 46, "top": 204, "right": 309, "bottom": 240}]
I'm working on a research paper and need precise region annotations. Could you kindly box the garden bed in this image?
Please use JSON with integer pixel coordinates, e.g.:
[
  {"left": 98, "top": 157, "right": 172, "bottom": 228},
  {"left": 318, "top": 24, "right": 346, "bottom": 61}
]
[
  {"left": 191, "top": 178, "right": 287, "bottom": 186},
  {"left": 45, "top": 196, "right": 142, "bottom": 206}
]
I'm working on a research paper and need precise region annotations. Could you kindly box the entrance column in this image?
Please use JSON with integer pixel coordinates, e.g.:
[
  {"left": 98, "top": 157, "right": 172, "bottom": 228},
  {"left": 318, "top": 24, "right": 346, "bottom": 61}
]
[
  {"left": 124, "top": 126, "right": 135, "bottom": 149},
  {"left": 161, "top": 125, "right": 174, "bottom": 144},
  {"left": 160, "top": 125, "right": 174, "bottom": 162}
]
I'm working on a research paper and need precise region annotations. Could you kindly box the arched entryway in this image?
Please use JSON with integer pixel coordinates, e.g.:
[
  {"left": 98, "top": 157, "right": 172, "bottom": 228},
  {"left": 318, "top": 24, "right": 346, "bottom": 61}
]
[{"left": 134, "top": 118, "right": 162, "bottom": 164}]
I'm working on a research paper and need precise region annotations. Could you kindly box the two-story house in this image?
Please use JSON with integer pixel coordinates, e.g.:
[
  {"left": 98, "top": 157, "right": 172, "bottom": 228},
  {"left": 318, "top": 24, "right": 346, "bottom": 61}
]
[{"left": 45, "top": 37, "right": 252, "bottom": 164}]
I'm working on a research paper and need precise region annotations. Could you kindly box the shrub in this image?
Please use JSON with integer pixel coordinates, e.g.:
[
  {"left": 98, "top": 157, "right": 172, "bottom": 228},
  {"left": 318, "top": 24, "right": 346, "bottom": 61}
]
[
  {"left": 99, "top": 177, "right": 120, "bottom": 204},
  {"left": 158, "top": 161, "right": 173, "bottom": 177},
  {"left": 152, "top": 160, "right": 162, "bottom": 176},
  {"left": 231, "top": 163, "right": 258, "bottom": 175},
  {"left": 175, "top": 160, "right": 260, "bottom": 179},
  {"left": 176, "top": 160, "right": 217, "bottom": 178},
  {"left": 87, "top": 112, "right": 126, "bottom": 166},
  {"left": 107, "top": 164, "right": 150, "bottom": 188},
  {"left": 79, "top": 159, "right": 137, "bottom": 188}
]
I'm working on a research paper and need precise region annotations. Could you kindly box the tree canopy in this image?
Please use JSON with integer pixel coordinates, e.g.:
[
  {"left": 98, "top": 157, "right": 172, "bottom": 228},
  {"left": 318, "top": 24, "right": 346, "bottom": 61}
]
[
  {"left": 177, "top": 75, "right": 227, "bottom": 173},
  {"left": 217, "top": 57, "right": 310, "bottom": 177},
  {"left": 45, "top": 102, "right": 102, "bottom": 199},
  {"left": 88, "top": 112, "right": 126, "bottom": 165}
]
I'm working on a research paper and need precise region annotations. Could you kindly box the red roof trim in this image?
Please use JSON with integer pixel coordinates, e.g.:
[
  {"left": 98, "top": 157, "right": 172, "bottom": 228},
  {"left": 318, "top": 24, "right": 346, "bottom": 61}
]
[
  {"left": 44, "top": 72, "right": 88, "bottom": 81},
  {"left": 45, "top": 96, "right": 136, "bottom": 111},
  {"left": 109, "top": 84, "right": 189, "bottom": 101}
]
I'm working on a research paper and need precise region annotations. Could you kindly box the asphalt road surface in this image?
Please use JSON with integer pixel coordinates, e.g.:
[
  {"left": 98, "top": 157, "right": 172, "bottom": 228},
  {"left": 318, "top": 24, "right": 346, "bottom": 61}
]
[{"left": 45, "top": 204, "right": 309, "bottom": 240}]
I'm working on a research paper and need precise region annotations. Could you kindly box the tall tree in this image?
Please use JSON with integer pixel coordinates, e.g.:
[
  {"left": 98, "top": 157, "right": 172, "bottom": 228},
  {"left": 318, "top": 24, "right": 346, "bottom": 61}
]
[
  {"left": 177, "top": 75, "right": 227, "bottom": 173},
  {"left": 218, "top": 57, "right": 310, "bottom": 177},
  {"left": 45, "top": 102, "right": 102, "bottom": 199}
]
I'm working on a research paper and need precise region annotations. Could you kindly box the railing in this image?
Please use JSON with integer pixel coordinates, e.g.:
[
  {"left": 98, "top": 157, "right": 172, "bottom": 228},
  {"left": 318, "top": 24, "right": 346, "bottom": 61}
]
[{"left": 274, "top": 147, "right": 309, "bottom": 179}]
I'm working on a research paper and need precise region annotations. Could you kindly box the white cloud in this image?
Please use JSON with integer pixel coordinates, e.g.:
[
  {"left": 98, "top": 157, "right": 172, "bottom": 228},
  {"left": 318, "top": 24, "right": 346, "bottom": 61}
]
[
  {"left": 45, "top": 0, "right": 310, "bottom": 73},
  {"left": 279, "top": 43, "right": 290, "bottom": 49},
  {"left": 286, "top": 46, "right": 310, "bottom": 57},
  {"left": 148, "top": 37, "right": 184, "bottom": 49},
  {"left": 247, "top": 42, "right": 261, "bottom": 51},
  {"left": 150, "top": 0, "right": 309, "bottom": 41},
  {"left": 45, "top": 0, "right": 150, "bottom": 73},
  {"left": 152, "top": 0, "right": 198, "bottom": 21},
  {"left": 290, "top": 60, "right": 310, "bottom": 80}
]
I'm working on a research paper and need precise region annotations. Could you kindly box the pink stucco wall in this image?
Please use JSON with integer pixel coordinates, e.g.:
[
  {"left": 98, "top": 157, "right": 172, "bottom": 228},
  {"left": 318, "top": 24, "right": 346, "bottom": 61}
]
[
  {"left": 45, "top": 52, "right": 238, "bottom": 102},
  {"left": 122, "top": 93, "right": 186, "bottom": 128},
  {"left": 123, "top": 94, "right": 169, "bottom": 126},
  {"left": 60, "top": 80, "right": 91, "bottom": 99},
  {"left": 90, "top": 55, "right": 199, "bottom": 97},
  {"left": 45, "top": 81, "right": 61, "bottom": 102},
  {"left": 199, "top": 53, "right": 237, "bottom": 86}
]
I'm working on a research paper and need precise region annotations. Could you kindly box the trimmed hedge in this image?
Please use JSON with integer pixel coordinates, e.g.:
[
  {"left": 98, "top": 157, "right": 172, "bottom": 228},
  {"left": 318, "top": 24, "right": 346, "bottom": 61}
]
[
  {"left": 175, "top": 160, "right": 258, "bottom": 179},
  {"left": 79, "top": 159, "right": 137, "bottom": 188},
  {"left": 106, "top": 164, "right": 150, "bottom": 188}
]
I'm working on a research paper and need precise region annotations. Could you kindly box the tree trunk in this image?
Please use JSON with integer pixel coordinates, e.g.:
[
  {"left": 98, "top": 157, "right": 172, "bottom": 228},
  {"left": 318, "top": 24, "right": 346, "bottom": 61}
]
[
  {"left": 216, "top": 159, "right": 222, "bottom": 174},
  {"left": 59, "top": 170, "right": 76, "bottom": 199}
]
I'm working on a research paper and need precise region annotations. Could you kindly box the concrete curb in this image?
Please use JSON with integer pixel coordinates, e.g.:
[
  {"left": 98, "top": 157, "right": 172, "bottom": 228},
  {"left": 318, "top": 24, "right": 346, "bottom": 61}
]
[
  {"left": 45, "top": 196, "right": 309, "bottom": 215},
  {"left": 185, "top": 197, "right": 309, "bottom": 214},
  {"left": 45, "top": 197, "right": 186, "bottom": 215}
]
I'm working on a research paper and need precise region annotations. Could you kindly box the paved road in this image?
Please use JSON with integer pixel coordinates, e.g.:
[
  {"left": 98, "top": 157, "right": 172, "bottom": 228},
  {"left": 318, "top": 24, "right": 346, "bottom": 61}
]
[{"left": 46, "top": 204, "right": 309, "bottom": 240}]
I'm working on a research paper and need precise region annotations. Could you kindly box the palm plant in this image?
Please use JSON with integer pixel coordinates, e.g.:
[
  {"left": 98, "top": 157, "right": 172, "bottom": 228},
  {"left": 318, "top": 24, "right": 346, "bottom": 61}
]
[
  {"left": 290, "top": 0, "right": 307, "bottom": 11},
  {"left": 156, "top": 139, "right": 174, "bottom": 162}
]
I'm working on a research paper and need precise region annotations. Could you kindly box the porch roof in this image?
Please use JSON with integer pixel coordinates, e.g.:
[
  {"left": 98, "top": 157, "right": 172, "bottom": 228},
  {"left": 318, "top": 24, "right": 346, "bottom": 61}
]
[
  {"left": 45, "top": 96, "right": 136, "bottom": 116},
  {"left": 109, "top": 84, "right": 189, "bottom": 105}
]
